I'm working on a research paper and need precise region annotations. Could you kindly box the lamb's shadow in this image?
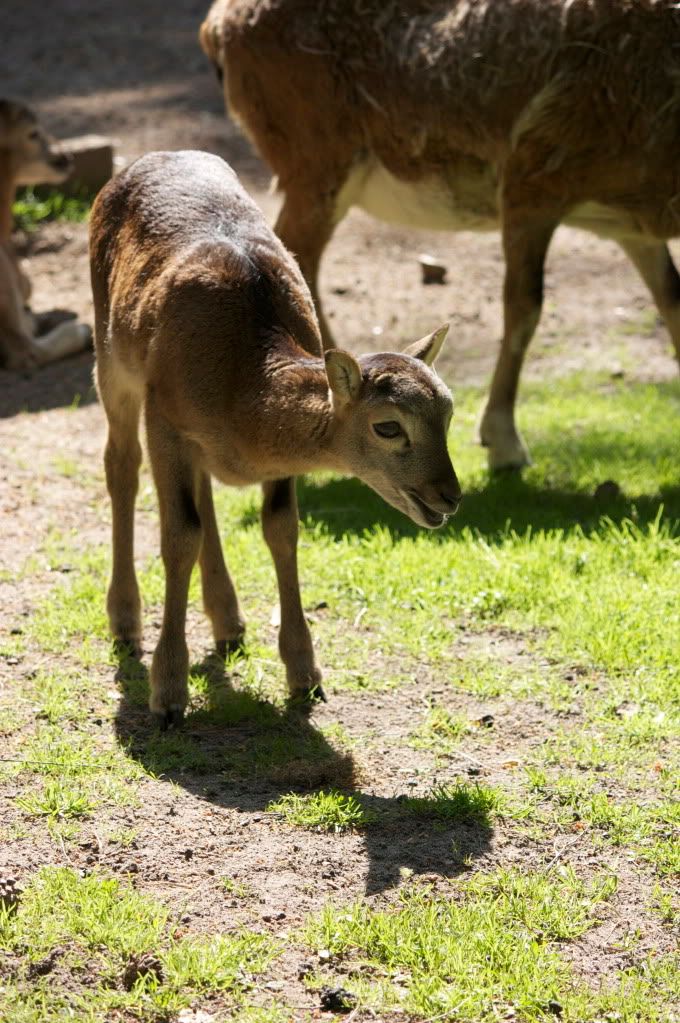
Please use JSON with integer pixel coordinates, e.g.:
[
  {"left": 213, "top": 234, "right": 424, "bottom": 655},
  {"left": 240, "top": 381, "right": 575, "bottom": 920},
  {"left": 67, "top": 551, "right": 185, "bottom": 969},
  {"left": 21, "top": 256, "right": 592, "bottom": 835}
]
[{"left": 113, "top": 650, "right": 493, "bottom": 895}]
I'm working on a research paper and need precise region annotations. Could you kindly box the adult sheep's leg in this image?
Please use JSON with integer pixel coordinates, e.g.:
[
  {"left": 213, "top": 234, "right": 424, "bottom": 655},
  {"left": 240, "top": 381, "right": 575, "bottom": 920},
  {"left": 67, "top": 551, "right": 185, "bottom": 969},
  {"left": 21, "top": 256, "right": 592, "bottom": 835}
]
[
  {"left": 618, "top": 238, "right": 680, "bottom": 365},
  {"left": 479, "top": 210, "right": 558, "bottom": 470},
  {"left": 198, "top": 472, "right": 246, "bottom": 656},
  {"left": 274, "top": 188, "right": 345, "bottom": 351},
  {"left": 261, "top": 477, "right": 324, "bottom": 702},
  {"left": 146, "top": 396, "right": 202, "bottom": 728}
]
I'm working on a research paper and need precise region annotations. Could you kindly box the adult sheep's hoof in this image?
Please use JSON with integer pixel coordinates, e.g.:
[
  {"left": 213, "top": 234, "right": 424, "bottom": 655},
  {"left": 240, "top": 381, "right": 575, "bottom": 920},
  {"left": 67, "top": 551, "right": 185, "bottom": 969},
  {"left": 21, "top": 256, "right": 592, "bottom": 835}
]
[
  {"left": 478, "top": 407, "right": 532, "bottom": 471},
  {"left": 151, "top": 707, "right": 185, "bottom": 731}
]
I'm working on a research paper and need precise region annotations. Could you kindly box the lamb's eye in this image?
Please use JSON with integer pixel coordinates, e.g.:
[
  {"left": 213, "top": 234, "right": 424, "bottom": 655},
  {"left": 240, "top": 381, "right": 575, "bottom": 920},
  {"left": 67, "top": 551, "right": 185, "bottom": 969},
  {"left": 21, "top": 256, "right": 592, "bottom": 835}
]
[{"left": 373, "top": 421, "right": 402, "bottom": 439}]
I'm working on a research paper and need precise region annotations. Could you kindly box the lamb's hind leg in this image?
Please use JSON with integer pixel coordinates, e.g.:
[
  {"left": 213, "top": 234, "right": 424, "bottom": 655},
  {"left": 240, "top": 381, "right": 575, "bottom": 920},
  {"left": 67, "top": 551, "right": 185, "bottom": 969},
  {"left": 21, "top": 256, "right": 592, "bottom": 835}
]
[
  {"left": 100, "top": 376, "right": 143, "bottom": 657},
  {"left": 261, "top": 478, "right": 324, "bottom": 703},
  {"left": 198, "top": 472, "right": 246, "bottom": 656},
  {"left": 618, "top": 238, "right": 680, "bottom": 365},
  {"left": 146, "top": 396, "right": 203, "bottom": 728}
]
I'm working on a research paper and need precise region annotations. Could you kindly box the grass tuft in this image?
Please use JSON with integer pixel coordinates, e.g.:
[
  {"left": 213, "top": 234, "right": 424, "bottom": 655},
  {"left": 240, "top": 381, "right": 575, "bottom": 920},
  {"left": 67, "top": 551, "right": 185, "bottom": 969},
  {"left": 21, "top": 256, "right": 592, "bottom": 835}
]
[
  {"left": 267, "top": 789, "right": 375, "bottom": 831},
  {"left": 403, "top": 781, "right": 505, "bottom": 822}
]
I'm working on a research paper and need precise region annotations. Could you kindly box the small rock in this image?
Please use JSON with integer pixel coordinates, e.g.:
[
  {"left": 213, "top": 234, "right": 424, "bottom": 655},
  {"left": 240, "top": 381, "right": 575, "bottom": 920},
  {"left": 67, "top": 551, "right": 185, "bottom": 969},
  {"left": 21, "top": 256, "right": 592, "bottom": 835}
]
[
  {"left": 122, "top": 951, "right": 164, "bottom": 990},
  {"left": 183, "top": 848, "right": 193, "bottom": 860},
  {"left": 177, "top": 1010, "right": 215, "bottom": 1023},
  {"left": 418, "top": 253, "right": 447, "bottom": 285},
  {"left": 547, "top": 1001, "right": 563, "bottom": 1016},
  {"left": 594, "top": 479, "right": 620, "bottom": 501},
  {"left": 121, "top": 862, "right": 139, "bottom": 874},
  {"left": 320, "top": 986, "right": 358, "bottom": 1013},
  {"left": 467, "top": 766, "right": 482, "bottom": 777},
  {"left": 477, "top": 713, "right": 495, "bottom": 728},
  {"left": 318, "top": 948, "right": 332, "bottom": 961}
]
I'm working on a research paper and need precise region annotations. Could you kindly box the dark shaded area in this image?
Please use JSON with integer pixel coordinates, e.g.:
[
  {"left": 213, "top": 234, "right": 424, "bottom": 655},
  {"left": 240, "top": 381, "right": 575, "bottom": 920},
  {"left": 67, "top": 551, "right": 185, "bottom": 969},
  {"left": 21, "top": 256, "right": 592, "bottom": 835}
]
[
  {"left": 294, "top": 453, "right": 680, "bottom": 543},
  {"left": 0, "top": 352, "right": 96, "bottom": 418},
  {"left": 114, "top": 649, "right": 493, "bottom": 895}
]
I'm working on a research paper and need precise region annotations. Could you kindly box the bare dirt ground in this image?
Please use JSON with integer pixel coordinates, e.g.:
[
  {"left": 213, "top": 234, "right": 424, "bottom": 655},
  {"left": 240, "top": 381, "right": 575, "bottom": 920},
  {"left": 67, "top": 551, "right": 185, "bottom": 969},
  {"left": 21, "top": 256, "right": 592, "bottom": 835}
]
[{"left": 1, "top": 2, "right": 678, "bottom": 1019}]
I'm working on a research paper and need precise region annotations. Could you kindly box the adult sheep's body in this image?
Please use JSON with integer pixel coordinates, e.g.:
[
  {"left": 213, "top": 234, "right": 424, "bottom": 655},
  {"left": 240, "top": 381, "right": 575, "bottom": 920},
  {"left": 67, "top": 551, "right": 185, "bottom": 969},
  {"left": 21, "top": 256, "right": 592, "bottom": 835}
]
[{"left": 201, "top": 0, "right": 680, "bottom": 468}]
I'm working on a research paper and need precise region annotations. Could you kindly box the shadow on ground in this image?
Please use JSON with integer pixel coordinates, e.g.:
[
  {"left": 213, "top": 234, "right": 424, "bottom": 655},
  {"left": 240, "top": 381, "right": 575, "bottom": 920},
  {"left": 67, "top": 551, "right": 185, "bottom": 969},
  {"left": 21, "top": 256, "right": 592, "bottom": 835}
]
[
  {"left": 0, "top": 352, "right": 96, "bottom": 418},
  {"left": 114, "top": 650, "right": 492, "bottom": 896},
  {"left": 294, "top": 470, "right": 680, "bottom": 541}
]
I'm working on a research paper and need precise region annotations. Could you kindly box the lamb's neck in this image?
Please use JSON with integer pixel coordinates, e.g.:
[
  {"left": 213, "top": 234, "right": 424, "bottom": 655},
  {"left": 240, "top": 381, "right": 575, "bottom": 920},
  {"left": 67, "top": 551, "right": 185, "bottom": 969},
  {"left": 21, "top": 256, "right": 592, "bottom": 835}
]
[{"left": 263, "top": 353, "right": 342, "bottom": 474}]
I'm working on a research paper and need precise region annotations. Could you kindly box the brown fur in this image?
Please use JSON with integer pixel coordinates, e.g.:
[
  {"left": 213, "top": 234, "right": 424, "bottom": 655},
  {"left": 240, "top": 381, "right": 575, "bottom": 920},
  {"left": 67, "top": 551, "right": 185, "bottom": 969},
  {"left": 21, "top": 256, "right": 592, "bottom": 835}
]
[
  {"left": 89, "top": 150, "right": 460, "bottom": 726},
  {"left": 0, "top": 98, "right": 91, "bottom": 370},
  {"left": 201, "top": 0, "right": 680, "bottom": 468}
]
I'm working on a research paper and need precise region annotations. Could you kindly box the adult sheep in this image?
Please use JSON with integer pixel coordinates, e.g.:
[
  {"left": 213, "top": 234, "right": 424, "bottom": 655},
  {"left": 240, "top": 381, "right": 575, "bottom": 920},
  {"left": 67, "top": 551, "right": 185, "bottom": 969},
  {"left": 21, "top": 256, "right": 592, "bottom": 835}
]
[{"left": 200, "top": 0, "right": 680, "bottom": 469}]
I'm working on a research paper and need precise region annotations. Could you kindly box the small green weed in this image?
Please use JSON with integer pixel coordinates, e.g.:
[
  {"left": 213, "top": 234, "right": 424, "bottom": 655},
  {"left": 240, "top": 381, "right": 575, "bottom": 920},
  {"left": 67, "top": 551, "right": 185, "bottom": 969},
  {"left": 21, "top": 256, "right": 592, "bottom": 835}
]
[
  {"left": 12, "top": 187, "right": 91, "bottom": 232},
  {"left": 16, "top": 781, "right": 95, "bottom": 820}
]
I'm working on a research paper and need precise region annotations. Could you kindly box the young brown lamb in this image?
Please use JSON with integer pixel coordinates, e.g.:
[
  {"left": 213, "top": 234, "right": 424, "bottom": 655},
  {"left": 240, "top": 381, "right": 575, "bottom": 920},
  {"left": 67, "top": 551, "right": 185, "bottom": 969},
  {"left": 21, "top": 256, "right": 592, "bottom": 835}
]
[{"left": 89, "top": 150, "right": 460, "bottom": 727}]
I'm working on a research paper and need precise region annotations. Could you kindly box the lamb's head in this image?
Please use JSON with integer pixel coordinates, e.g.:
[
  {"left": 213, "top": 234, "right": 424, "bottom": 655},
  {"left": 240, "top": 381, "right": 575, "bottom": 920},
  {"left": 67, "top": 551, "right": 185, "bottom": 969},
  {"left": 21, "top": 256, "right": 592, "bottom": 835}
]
[
  {"left": 0, "top": 98, "right": 72, "bottom": 186},
  {"left": 326, "top": 324, "right": 461, "bottom": 528}
]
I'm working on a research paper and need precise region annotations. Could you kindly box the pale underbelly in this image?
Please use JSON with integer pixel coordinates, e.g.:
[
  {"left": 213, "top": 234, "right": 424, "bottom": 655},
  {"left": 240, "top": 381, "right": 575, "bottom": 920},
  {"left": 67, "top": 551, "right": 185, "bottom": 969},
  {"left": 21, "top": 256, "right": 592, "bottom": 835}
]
[
  {"left": 342, "top": 158, "right": 500, "bottom": 232},
  {"left": 339, "top": 158, "right": 645, "bottom": 241}
]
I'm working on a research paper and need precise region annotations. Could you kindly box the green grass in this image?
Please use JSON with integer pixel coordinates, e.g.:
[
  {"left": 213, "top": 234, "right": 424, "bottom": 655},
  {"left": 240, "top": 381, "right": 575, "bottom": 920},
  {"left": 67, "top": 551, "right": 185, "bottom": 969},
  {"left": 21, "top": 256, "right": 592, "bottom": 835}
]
[
  {"left": 0, "top": 867, "right": 280, "bottom": 1022},
  {"left": 267, "top": 788, "right": 375, "bottom": 831},
  {"left": 12, "top": 187, "right": 92, "bottom": 232},
  {"left": 302, "top": 867, "right": 667, "bottom": 1021},
  {"left": 403, "top": 782, "right": 505, "bottom": 822},
  {"left": 3, "top": 372, "right": 679, "bottom": 1019}
]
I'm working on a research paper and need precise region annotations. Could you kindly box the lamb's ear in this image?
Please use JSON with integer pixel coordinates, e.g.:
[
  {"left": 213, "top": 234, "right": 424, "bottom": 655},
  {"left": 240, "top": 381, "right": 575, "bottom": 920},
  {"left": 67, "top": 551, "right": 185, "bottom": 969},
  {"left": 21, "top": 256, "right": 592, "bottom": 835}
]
[
  {"left": 325, "top": 349, "right": 363, "bottom": 403},
  {"left": 403, "top": 322, "right": 449, "bottom": 366}
]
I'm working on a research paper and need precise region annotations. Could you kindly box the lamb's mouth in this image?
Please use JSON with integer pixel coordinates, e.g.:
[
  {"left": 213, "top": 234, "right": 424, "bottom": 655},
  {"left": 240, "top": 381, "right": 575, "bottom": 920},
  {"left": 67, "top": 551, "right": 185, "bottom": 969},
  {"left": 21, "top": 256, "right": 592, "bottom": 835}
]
[{"left": 405, "top": 490, "right": 446, "bottom": 529}]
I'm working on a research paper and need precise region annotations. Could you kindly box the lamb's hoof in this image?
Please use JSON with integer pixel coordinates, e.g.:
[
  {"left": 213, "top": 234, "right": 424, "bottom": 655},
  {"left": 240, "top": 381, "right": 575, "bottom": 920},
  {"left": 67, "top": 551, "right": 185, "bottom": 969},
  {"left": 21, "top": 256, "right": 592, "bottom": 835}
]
[
  {"left": 151, "top": 707, "right": 185, "bottom": 731},
  {"left": 291, "top": 683, "right": 327, "bottom": 707},
  {"left": 216, "top": 636, "right": 246, "bottom": 659},
  {"left": 113, "top": 637, "right": 143, "bottom": 661}
]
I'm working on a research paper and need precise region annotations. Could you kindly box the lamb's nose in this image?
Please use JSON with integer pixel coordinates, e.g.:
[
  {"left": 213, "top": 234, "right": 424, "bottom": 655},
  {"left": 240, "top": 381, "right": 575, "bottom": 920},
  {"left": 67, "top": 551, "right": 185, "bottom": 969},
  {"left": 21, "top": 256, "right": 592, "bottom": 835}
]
[
  {"left": 52, "top": 151, "right": 72, "bottom": 172},
  {"left": 437, "top": 479, "right": 462, "bottom": 512}
]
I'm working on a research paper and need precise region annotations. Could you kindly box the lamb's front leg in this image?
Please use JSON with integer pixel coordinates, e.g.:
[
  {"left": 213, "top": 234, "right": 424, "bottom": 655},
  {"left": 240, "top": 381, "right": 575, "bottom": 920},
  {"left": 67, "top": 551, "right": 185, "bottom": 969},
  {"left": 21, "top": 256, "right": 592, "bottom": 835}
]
[{"left": 261, "top": 478, "right": 325, "bottom": 703}]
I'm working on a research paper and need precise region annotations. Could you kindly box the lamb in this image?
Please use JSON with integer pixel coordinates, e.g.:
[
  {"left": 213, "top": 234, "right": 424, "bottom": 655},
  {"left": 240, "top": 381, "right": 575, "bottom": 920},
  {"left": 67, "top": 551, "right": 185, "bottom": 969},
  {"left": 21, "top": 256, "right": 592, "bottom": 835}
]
[
  {"left": 200, "top": 0, "right": 680, "bottom": 468},
  {"left": 89, "top": 150, "right": 460, "bottom": 727},
  {"left": 0, "top": 98, "right": 90, "bottom": 370}
]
